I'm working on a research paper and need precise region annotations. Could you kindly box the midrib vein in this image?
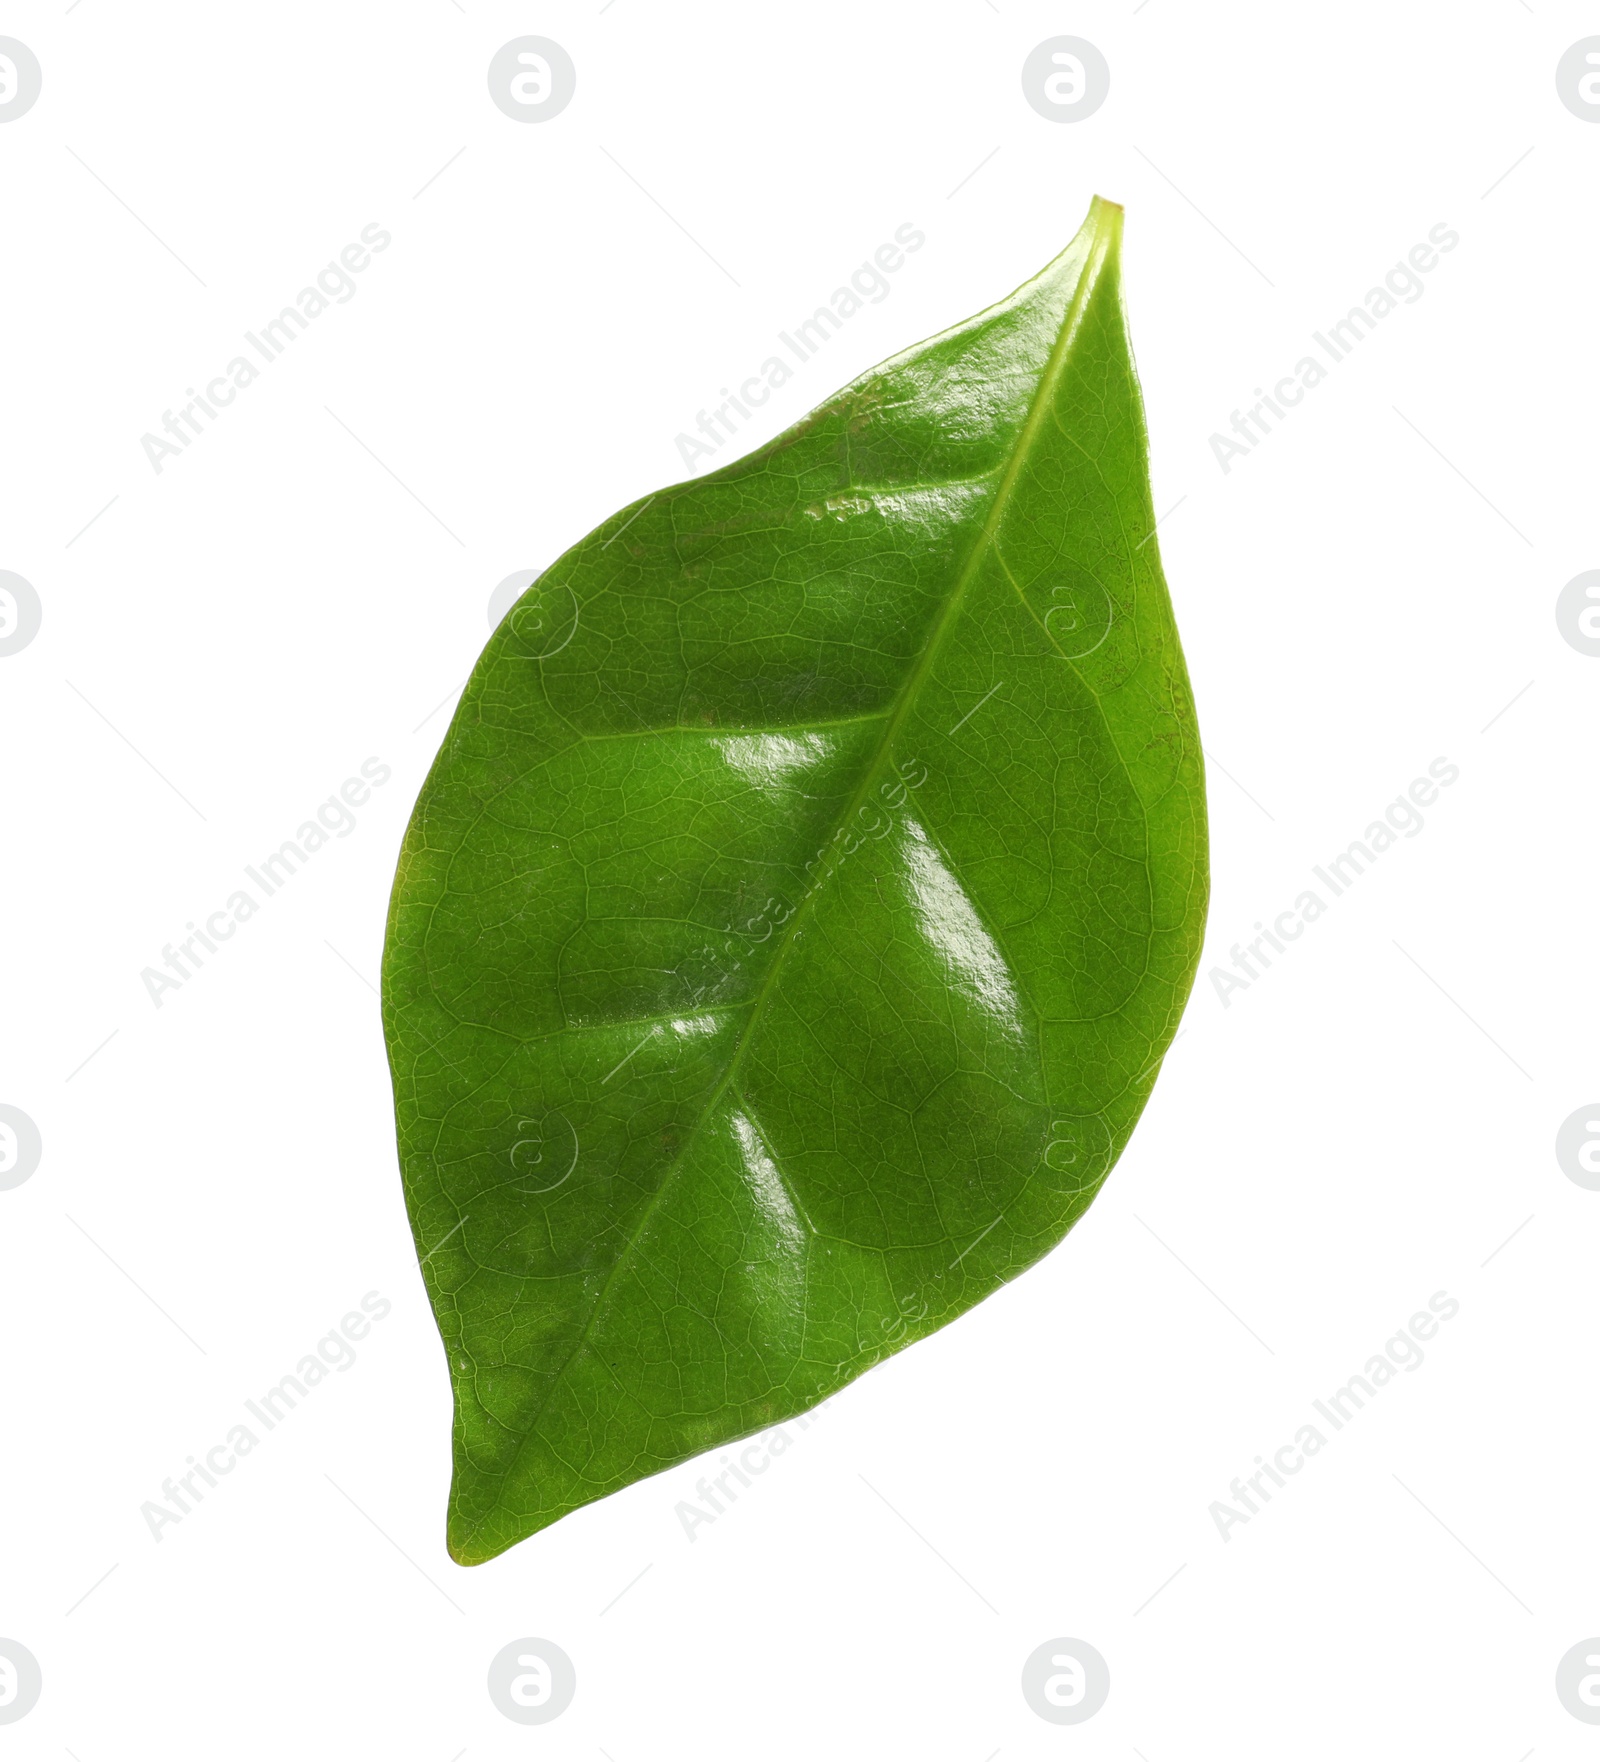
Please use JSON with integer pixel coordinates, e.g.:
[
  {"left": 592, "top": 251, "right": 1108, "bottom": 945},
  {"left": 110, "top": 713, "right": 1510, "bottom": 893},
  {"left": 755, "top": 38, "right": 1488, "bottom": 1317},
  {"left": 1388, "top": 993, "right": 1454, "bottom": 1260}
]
[{"left": 465, "top": 214, "right": 1118, "bottom": 1531}]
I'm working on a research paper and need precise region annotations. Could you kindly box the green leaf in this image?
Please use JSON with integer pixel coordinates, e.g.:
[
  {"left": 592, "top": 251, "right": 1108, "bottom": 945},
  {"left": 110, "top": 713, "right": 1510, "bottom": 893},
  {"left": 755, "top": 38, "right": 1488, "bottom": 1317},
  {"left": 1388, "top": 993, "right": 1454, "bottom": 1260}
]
[{"left": 382, "top": 196, "right": 1208, "bottom": 1563}]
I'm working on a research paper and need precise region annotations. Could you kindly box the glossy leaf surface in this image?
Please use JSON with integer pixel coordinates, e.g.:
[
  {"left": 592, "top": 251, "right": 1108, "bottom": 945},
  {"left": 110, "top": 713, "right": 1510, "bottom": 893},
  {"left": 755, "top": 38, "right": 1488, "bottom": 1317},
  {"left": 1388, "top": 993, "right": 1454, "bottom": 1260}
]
[{"left": 383, "top": 197, "right": 1207, "bottom": 1562}]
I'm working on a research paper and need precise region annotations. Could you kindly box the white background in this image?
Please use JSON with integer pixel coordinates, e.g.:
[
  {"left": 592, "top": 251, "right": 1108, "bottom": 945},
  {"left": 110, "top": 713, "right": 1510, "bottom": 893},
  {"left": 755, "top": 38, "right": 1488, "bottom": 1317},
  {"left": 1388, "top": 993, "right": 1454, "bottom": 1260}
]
[{"left": 2, "top": 2, "right": 1596, "bottom": 1756}]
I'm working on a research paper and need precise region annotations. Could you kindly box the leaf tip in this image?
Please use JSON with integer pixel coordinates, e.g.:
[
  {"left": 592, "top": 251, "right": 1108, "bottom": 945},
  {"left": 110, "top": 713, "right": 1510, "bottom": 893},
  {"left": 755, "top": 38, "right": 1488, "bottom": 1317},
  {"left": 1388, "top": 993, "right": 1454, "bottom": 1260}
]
[
  {"left": 1087, "top": 192, "right": 1125, "bottom": 248},
  {"left": 446, "top": 1530, "right": 491, "bottom": 1568}
]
